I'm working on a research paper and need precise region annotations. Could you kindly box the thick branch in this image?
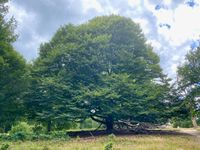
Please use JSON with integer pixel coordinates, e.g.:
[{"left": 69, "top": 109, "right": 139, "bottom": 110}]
[{"left": 90, "top": 115, "right": 106, "bottom": 124}]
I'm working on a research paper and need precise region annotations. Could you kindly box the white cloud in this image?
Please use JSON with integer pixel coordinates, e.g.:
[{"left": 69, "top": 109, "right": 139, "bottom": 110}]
[
  {"left": 172, "top": 4, "right": 200, "bottom": 43},
  {"left": 9, "top": 3, "right": 37, "bottom": 33},
  {"left": 8, "top": 0, "right": 200, "bottom": 79},
  {"left": 128, "top": 0, "right": 141, "bottom": 7},
  {"left": 8, "top": 1, "right": 49, "bottom": 60},
  {"left": 164, "top": 0, "right": 172, "bottom": 5},
  {"left": 82, "top": 0, "right": 103, "bottom": 13},
  {"left": 154, "top": 3, "right": 200, "bottom": 47}
]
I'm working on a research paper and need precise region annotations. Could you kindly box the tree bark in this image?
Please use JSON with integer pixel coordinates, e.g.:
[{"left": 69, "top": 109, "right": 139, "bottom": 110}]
[
  {"left": 105, "top": 116, "right": 114, "bottom": 132},
  {"left": 90, "top": 115, "right": 114, "bottom": 132},
  {"left": 191, "top": 115, "right": 198, "bottom": 128},
  {"left": 47, "top": 120, "right": 52, "bottom": 132}
]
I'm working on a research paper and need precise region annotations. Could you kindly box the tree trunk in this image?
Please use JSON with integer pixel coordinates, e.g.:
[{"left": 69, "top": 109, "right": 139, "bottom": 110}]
[
  {"left": 4, "top": 124, "right": 11, "bottom": 133},
  {"left": 191, "top": 115, "right": 198, "bottom": 128},
  {"left": 105, "top": 116, "right": 114, "bottom": 132},
  {"left": 47, "top": 120, "right": 52, "bottom": 132}
]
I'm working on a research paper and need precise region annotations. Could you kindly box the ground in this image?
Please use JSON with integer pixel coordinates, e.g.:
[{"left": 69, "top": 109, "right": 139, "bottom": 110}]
[
  {"left": 178, "top": 128, "right": 200, "bottom": 143},
  {"left": 1, "top": 128, "right": 200, "bottom": 150}
]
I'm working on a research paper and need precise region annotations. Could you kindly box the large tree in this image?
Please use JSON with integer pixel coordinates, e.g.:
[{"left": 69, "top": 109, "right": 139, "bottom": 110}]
[
  {"left": 28, "top": 15, "right": 170, "bottom": 131},
  {"left": 0, "top": 0, "right": 27, "bottom": 132},
  {"left": 177, "top": 47, "right": 200, "bottom": 127}
]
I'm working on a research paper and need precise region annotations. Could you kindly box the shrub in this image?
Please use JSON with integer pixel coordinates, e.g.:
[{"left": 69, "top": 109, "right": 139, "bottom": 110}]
[
  {"left": 10, "top": 131, "right": 27, "bottom": 141},
  {"left": 0, "top": 144, "right": 9, "bottom": 150},
  {"left": 0, "top": 123, "right": 69, "bottom": 141},
  {"left": 104, "top": 142, "right": 113, "bottom": 150},
  {"left": 32, "top": 124, "right": 45, "bottom": 135},
  {"left": 0, "top": 134, "right": 12, "bottom": 141},
  {"left": 10, "top": 122, "right": 33, "bottom": 135},
  {"left": 172, "top": 118, "right": 193, "bottom": 128}
]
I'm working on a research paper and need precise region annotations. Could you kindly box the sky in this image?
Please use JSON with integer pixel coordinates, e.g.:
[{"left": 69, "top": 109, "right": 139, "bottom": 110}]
[{"left": 7, "top": 0, "right": 200, "bottom": 79}]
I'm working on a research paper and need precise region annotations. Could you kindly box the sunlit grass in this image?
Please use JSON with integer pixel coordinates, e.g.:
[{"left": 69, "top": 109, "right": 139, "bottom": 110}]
[{"left": 1, "top": 135, "right": 199, "bottom": 150}]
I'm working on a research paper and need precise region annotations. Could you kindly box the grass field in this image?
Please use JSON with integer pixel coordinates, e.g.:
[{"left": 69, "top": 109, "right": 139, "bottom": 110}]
[{"left": 1, "top": 134, "right": 200, "bottom": 150}]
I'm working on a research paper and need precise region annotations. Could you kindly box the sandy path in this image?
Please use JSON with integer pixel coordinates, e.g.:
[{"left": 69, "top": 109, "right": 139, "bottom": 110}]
[{"left": 178, "top": 128, "right": 200, "bottom": 142}]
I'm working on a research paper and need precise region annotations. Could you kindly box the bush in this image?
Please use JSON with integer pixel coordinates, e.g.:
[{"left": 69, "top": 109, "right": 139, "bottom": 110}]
[
  {"left": 104, "top": 134, "right": 115, "bottom": 150},
  {"left": 0, "top": 144, "right": 9, "bottom": 150},
  {"left": 0, "top": 124, "right": 69, "bottom": 141},
  {"left": 104, "top": 142, "right": 113, "bottom": 150},
  {"left": 172, "top": 118, "right": 193, "bottom": 128},
  {"left": 32, "top": 124, "right": 45, "bottom": 135},
  {"left": 10, "top": 131, "right": 27, "bottom": 141},
  {"left": 10, "top": 122, "right": 33, "bottom": 135},
  {"left": 0, "top": 134, "right": 11, "bottom": 141}
]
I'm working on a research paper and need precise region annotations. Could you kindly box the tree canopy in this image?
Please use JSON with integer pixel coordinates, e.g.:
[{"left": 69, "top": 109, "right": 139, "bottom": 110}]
[
  {"left": 0, "top": 0, "right": 27, "bottom": 132},
  {"left": 177, "top": 47, "right": 200, "bottom": 127},
  {"left": 27, "top": 15, "right": 171, "bottom": 131}
]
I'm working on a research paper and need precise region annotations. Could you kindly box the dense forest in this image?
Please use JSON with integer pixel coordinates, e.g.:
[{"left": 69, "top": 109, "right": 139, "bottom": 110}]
[{"left": 0, "top": 0, "right": 199, "bottom": 136}]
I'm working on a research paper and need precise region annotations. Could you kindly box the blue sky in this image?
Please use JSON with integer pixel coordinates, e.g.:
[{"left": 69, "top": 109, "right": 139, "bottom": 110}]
[{"left": 8, "top": 0, "right": 200, "bottom": 78}]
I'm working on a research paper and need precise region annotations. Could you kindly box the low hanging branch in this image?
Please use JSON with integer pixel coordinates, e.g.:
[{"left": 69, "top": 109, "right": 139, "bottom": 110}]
[
  {"left": 90, "top": 115, "right": 106, "bottom": 124},
  {"left": 115, "top": 120, "right": 157, "bottom": 130}
]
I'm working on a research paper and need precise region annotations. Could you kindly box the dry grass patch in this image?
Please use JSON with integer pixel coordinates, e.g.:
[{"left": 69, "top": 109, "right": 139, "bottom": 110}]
[{"left": 1, "top": 135, "right": 199, "bottom": 150}]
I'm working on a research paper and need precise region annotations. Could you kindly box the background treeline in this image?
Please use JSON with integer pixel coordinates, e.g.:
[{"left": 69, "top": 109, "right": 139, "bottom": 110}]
[{"left": 0, "top": 0, "right": 199, "bottom": 136}]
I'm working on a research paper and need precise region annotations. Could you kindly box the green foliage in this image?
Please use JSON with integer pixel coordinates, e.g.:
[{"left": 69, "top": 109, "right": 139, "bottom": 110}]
[
  {"left": 79, "top": 118, "right": 100, "bottom": 129},
  {"left": 0, "top": 143, "right": 9, "bottom": 150},
  {"left": 0, "top": 122, "right": 69, "bottom": 141},
  {"left": 9, "top": 122, "right": 33, "bottom": 135},
  {"left": 0, "top": 0, "right": 27, "bottom": 132},
  {"left": 5, "top": 122, "right": 33, "bottom": 141},
  {"left": 172, "top": 117, "right": 193, "bottom": 128},
  {"left": 177, "top": 47, "right": 200, "bottom": 127},
  {"left": 32, "top": 124, "right": 45, "bottom": 134},
  {"left": 0, "top": 0, "right": 17, "bottom": 43},
  {"left": 0, "top": 131, "right": 70, "bottom": 141},
  {"left": 11, "top": 131, "right": 27, "bottom": 141},
  {"left": 0, "top": 132, "right": 28, "bottom": 141},
  {"left": 104, "top": 142, "right": 113, "bottom": 150},
  {"left": 104, "top": 134, "right": 115, "bottom": 150},
  {"left": 27, "top": 15, "right": 170, "bottom": 131}
]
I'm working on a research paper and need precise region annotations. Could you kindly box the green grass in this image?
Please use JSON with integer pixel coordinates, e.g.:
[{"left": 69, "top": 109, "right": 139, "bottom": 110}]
[{"left": 0, "top": 135, "right": 199, "bottom": 150}]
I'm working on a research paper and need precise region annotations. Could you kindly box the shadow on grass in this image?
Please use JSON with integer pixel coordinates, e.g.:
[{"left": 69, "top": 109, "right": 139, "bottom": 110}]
[{"left": 67, "top": 129, "right": 190, "bottom": 138}]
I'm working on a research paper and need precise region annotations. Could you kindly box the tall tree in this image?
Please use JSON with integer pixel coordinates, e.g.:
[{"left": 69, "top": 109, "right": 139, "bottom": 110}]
[
  {"left": 0, "top": 0, "right": 27, "bottom": 132},
  {"left": 177, "top": 47, "right": 200, "bottom": 127},
  {"left": 28, "top": 15, "right": 170, "bottom": 131}
]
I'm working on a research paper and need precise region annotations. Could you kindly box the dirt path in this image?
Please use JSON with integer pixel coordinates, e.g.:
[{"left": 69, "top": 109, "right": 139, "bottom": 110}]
[{"left": 178, "top": 128, "right": 200, "bottom": 142}]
